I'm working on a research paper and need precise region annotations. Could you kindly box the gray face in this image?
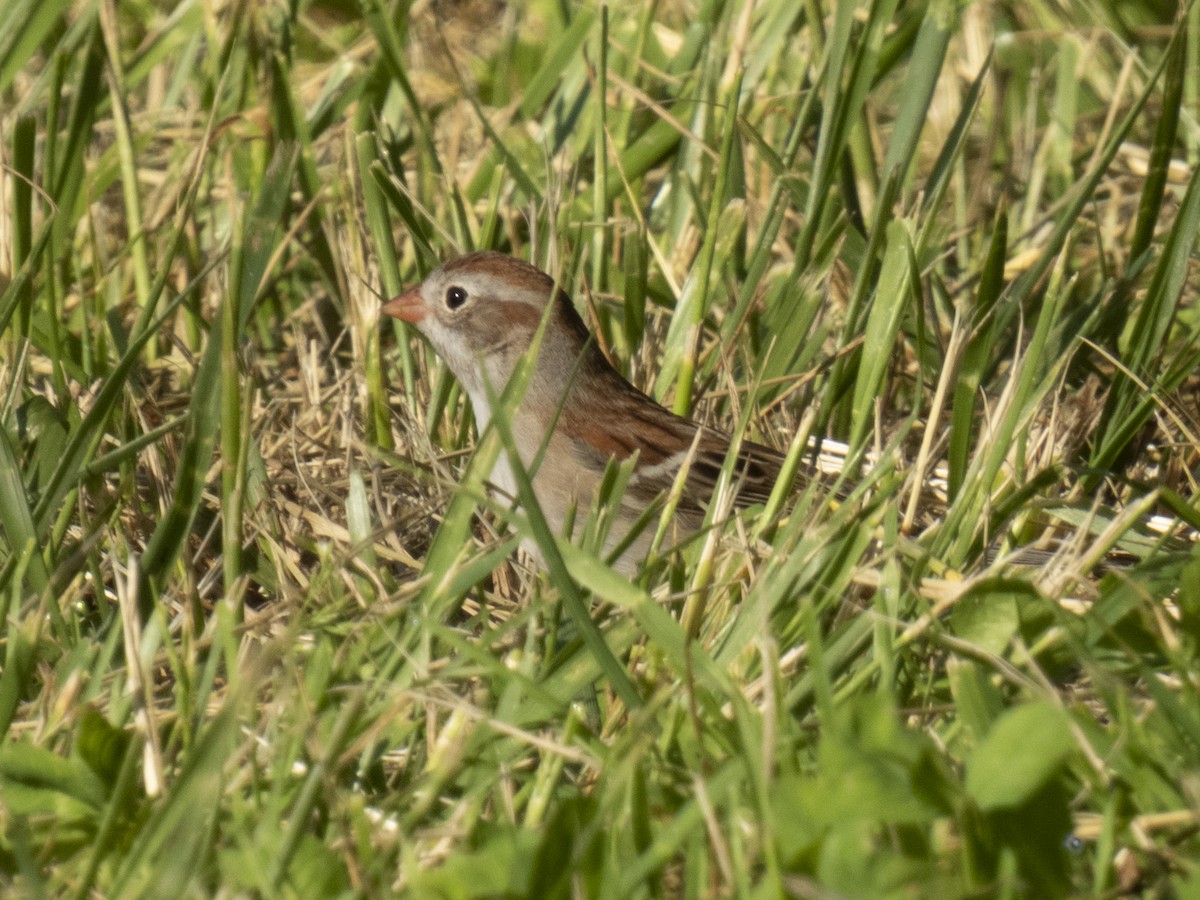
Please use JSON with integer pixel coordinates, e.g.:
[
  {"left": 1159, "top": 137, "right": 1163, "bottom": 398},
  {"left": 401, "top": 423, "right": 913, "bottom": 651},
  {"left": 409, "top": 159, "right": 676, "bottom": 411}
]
[{"left": 402, "top": 252, "right": 596, "bottom": 434}]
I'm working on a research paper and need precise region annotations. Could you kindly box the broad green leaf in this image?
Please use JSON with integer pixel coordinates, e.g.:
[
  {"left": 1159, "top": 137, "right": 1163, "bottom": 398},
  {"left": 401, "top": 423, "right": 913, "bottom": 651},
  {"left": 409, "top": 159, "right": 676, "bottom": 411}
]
[{"left": 967, "top": 702, "right": 1074, "bottom": 810}]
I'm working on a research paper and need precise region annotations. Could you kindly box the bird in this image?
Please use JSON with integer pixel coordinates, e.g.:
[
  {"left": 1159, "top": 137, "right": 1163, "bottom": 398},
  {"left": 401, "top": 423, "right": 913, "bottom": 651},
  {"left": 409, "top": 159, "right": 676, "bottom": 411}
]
[{"left": 381, "top": 250, "right": 795, "bottom": 575}]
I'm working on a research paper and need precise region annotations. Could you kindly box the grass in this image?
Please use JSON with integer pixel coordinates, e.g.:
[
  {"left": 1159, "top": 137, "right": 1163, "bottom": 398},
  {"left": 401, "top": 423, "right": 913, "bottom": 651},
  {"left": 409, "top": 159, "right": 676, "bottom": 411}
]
[{"left": 2, "top": 0, "right": 1200, "bottom": 896}]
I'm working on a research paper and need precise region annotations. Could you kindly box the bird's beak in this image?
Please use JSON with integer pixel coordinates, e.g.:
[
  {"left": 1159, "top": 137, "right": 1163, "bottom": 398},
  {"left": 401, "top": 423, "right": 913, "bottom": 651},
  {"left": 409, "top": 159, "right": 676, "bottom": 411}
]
[{"left": 381, "top": 286, "right": 426, "bottom": 324}]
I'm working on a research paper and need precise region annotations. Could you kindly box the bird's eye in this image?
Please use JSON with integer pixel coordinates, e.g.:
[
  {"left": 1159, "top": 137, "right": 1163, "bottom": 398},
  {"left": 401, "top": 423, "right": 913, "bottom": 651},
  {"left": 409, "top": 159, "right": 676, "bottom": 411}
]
[{"left": 446, "top": 286, "right": 468, "bottom": 310}]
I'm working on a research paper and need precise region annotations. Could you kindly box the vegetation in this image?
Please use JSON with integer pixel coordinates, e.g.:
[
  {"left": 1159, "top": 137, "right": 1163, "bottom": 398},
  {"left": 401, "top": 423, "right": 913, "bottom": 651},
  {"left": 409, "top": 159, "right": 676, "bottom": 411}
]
[{"left": 2, "top": 0, "right": 1199, "bottom": 895}]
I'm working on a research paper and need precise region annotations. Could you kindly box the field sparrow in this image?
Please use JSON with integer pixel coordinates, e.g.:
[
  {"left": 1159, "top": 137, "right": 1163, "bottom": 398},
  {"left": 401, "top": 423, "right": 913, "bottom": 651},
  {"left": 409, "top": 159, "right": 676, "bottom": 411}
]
[{"left": 382, "top": 251, "right": 795, "bottom": 574}]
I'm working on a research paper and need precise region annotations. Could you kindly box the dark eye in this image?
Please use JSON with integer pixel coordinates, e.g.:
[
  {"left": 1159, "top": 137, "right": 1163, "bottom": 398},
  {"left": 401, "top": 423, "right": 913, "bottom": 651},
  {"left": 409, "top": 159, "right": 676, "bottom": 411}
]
[{"left": 445, "top": 286, "right": 468, "bottom": 310}]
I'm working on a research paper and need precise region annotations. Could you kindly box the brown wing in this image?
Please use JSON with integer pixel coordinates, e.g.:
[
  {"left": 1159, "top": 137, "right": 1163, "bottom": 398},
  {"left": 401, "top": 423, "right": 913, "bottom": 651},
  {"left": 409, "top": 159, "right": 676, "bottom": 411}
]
[
  {"left": 681, "top": 429, "right": 788, "bottom": 512},
  {"left": 558, "top": 344, "right": 793, "bottom": 521}
]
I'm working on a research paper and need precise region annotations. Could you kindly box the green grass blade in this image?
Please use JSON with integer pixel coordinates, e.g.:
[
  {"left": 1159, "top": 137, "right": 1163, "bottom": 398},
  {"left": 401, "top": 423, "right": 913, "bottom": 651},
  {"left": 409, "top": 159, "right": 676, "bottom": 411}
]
[
  {"left": 948, "top": 207, "right": 1008, "bottom": 500},
  {"left": 848, "top": 219, "right": 913, "bottom": 454},
  {"left": 1091, "top": 163, "right": 1200, "bottom": 474},
  {"left": 0, "top": 0, "right": 74, "bottom": 97},
  {"left": 0, "top": 428, "right": 48, "bottom": 593}
]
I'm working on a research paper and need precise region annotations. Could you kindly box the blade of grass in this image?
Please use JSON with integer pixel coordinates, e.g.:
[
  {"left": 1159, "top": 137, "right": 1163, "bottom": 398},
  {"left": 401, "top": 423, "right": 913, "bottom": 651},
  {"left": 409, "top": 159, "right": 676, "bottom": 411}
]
[
  {"left": 219, "top": 143, "right": 297, "bottom": 612},
  {"left": 880, "top": 0, "right": 953, "bottom": 189},
  {"left": 358, "top": 133, "right": 415, "bottom": 411},
  {"left": 518, "top": 5, "right": 598, "bottom": 123},
  {"left": 99, "top": 0, "right": 153, "bottom": 337},
  {"left": 848, "top": 219, "right": 913, "bottom": 455},
  {"left": 1090, "top": 93, "right": 1200, "bottom": 474},
  {"left": 1005, "top": 26, "right": 1180, "bottom": 312},
  {"left": 481, "top": 346, "right": 642, "bottom": 711},
  {"left": 1128, "top": 23, "right": 1187, "bottom": 265},
  {"left": 948, "top": 207, "right": 1008, "bottom": 500},
  {"left": 660, "top": 68, "right": 743, "bottom": 414},
  {"left": 0, "top": 0, "right": 74, "bottom": 97},
  {"left": 0, "top": 429, "right": 49, "bottom": 594}
]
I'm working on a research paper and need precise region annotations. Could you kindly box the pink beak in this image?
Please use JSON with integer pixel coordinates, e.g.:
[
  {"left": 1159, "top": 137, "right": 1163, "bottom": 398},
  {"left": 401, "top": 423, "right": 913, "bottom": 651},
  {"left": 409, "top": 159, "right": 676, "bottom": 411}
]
[{"left": 381, "top": 286, "right": 427, "bottom": 323}]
